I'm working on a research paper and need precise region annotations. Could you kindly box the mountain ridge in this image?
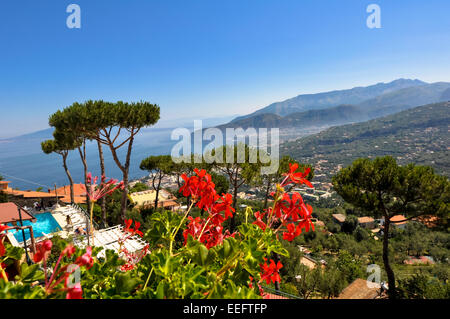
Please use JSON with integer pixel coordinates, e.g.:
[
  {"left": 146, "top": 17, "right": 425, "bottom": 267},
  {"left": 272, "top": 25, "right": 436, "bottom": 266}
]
[
  {"left": 280, "top": 101, "right": 450, "bottom": 178},
  {"left": 233, "top": 78, "right": 427, "bottom": 121},
  {"left": 218, "top": 81, "right": 450, "bottom": 131}
]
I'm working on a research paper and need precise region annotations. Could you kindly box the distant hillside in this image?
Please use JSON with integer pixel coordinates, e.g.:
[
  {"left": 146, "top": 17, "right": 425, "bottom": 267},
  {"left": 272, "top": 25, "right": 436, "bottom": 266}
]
[
  {"left": 280, "top": 102, "right": 450, "bottom": 178},
  {"left": 217, "top": 104, "right": 368, "bottom": 130},
  {"left": 0, "top": 128, "right": 54, "bottom": 158},
  {"left": 219, "top": 81, "right": 450, "bottom": 133},
  {"left": 234, "top": 78, "right": 426, "bottom": 120},
  {"left": 359, "top": 82, "right": 450, "bottom": 113}
]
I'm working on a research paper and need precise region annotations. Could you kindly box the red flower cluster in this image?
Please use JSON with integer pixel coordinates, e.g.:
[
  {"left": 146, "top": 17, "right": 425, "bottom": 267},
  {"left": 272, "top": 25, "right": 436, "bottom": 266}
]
[
  {"left": 34, "top": 240, "right": 93, "bottom": 299},
  {"left": 252, "top": 164, "right": 315, "bottom": 242},
  {"left": 180, "top": 169, "right": 236, "bottom": 249},
  {"left": 33, "top": 239, "right": 53, "bottom": 263},
  {"left": 179, "top": 164, "right": 314, "bottom": 288},
  {"left": 281, "top": 163, "right": 313, "bottom": 188},
  {"left": 183, "top": 216, "right": 235, "bottom": 249},
  {"left": 180, "top": 169, "right": 217, "bottom": 210},
  {"left": 124, "top": 219, "right": 144, "bottom": 237},
  {"left": 259, "top": 258, "right": 283, "bottom": 284},
  {"left": 253, "top": 211, "right": 267, "bottom": 231}
]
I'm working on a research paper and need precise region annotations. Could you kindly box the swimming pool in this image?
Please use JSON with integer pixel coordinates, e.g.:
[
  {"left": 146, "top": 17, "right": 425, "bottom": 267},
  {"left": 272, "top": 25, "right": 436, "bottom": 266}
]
[{"left": 8, "top": 212, "right": 62, "bottom": 243}]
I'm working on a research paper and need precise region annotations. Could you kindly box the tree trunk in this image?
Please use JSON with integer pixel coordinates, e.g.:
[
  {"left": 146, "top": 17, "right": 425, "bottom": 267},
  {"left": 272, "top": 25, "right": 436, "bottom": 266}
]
[
  {"left": 120, "top": 133, "right": 135, "bottom": 221},
  {"left": 382, "top": 218, "right": 397, "bottom": 299},
  {"left": 230, "top": 181, "right": 238, "bottom": 232},
  {"left": 78, "top": 143, "right": 91, "bottom": 214},
  {"left": 97, "top": 138, "right": 107, "bottom": 228},
  {"left": 263, "top": 176, "right": 272, "bottom": 209},
  {"left": 120, "top": 170, "right": 129, "bottom": 221},
  {"left": 105, "top": 128, "right": 136, "bottom": 222},
  {"left": 154, "top": 171, "right": 163, "bottom": 209},
  {"left": 61, "top": 152, "right": 75, "bottom": 204},
  {"left": 176, "top": 174, "right": 181, "bottom": 189}
]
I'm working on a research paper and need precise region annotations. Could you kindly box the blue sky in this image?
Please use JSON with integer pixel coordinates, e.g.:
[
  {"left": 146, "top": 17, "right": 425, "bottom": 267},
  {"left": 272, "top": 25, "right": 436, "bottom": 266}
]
[{"left": 1, "top": 0, "right": 450, "bottom": 138}]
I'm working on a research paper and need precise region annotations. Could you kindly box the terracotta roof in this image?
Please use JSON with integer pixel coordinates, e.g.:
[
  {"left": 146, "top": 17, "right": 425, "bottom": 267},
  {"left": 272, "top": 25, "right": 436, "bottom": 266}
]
[
  {"left": 414, "top": 215, "right": 439, "bottom": 228},
  {"left": 337, "top": 278, "right": 380, "bottom": 299},
  {"left": 390, "top": 215, "right": 408, "bottom": 225},
  {"left": 59, "top": 195, "right": 86, "bottom": 204},
  {"left": 4, "top": 189, "right": 58, "bottom": 198},
  {"left": 332, "top": 214, "right": 346, "bottom": 223},
  {"left": 43, "top": 184, "right": 88, "bottom": 204},
  {"left": 358, "top": 217, "right": 375, "bottom": 224},
  {"left": 161, "top": 200, "right": 179, "bottom": 207},
  {"left": 52, "top": 184, "right": 87, "bottom": 197},
  {"left": 0, "top": 202, "right": 36, "bottom": 224}
]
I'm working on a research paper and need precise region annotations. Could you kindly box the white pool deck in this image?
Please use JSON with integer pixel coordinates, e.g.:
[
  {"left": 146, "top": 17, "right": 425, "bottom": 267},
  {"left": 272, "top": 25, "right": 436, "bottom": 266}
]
[
  {"left": 51, "top": 204, "right": 89, "bottom": 238},
  {"left": 14, "top": 204, "right": 148, "bottom": 258},
  {"left": 52, "top": 205, "right": 148, "bottom": 257},
  {"left": 73, "top": 224, "right": 148, "bottom": 258}
]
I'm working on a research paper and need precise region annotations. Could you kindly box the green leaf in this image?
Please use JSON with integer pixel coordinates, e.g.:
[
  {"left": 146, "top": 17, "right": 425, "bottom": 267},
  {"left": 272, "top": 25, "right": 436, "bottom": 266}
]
[
  {"left": 17, "top": 263, "right": 44, "bottom": 283},
  {"left": 155, "top": 280, "right": 166, "bottom": 299},
  {"left": 115, "top": 272, "right": 140, "bottom": 294},
  {"left": 4, "top": 243, "right": 23, "bottom": 261}
]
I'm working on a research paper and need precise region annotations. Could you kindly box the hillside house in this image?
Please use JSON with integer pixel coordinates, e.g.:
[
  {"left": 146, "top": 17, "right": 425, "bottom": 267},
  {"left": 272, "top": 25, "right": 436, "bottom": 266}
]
[
  {"left": 337, "top": 278, "right": 383, "bottom": 299},
  {"left": 332, "top": 213, "right": 346, "bottom": 225},
  {"left": 358, "top": 217, "right": 375, "bottom": 229},
  {"left": 129, "top": 189, "right": 180, "bottom": 211},
  {"left": 1, "top": 181, "right": 58, "bottom": 208}
]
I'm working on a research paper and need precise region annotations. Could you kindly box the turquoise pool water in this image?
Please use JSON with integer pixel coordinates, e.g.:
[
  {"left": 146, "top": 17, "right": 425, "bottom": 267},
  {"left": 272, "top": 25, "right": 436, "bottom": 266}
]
[{"left": 8, "top": 212, "right": 62, "bottom": 243}]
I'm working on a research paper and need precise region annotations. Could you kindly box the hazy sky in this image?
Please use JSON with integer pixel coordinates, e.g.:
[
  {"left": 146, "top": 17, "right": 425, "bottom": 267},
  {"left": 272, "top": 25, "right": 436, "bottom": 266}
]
[{"left": 1, "top": 0, "right": 450, "bottom": 138}]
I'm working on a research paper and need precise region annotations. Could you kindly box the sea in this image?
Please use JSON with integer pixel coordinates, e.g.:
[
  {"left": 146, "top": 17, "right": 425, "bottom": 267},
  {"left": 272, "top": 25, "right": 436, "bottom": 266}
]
[
  {"left": 0, "top": 126, "right": 182, "bottom": 190},
  {"left": 0, "top": 117, "right": 322, "bottom": 190}
]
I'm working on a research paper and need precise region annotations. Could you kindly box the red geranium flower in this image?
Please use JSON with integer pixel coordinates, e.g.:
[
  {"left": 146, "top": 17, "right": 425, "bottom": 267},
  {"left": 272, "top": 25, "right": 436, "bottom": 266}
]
[
  {"left": 282, "top": 163, "right": 313, "bottom": 188},
  {"left": 212, "top": 193, "right": 235, "bottom": 220},
  {"left": 179, "top": 169, "right": 217, "bottom": 211},
  {"left": 260, "top": 259, "right": 283, "bottom": 284},
  {"left": 33, "top": 240, "right": 53, "bottom": 263},
  {"left": 253, "top": 211, "right": 267, "bottom": 231},
  {"left": 124, "top": 219, "right": 144, "bottom": 237},
  {"left": 282, "top": 223, "right": 302, "bottom": 241},
  {"left": 183, "top": 216, "right": 205, "bottom": 244}
]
